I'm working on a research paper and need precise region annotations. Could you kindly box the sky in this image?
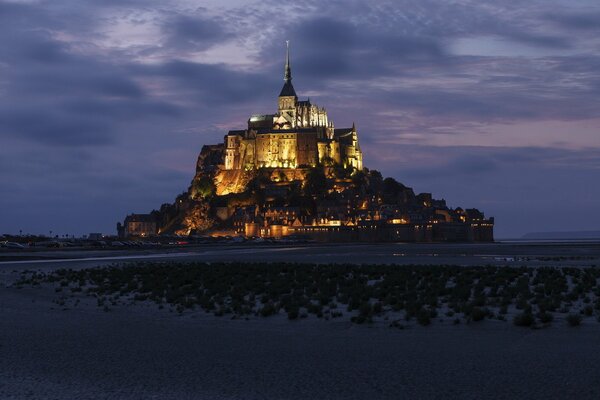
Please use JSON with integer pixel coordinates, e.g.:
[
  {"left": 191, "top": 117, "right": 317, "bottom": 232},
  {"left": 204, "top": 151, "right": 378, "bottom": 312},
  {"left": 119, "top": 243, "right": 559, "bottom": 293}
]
[{"left": 0, "top": 0, "right": 599, "bottom": 238}]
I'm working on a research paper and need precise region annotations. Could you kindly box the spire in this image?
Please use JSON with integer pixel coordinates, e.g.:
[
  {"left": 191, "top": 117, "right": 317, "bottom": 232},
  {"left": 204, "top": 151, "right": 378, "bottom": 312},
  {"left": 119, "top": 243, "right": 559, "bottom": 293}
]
[{"left": 279, "top": 40, "right": 297, "bottom": 97}]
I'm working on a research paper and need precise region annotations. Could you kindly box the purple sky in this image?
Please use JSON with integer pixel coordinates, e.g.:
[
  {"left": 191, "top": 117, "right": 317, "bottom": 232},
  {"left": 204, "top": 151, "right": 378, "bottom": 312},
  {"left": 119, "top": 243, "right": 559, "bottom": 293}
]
[{"left": 1, "top": 0, "right": 599, "bottom": 238}]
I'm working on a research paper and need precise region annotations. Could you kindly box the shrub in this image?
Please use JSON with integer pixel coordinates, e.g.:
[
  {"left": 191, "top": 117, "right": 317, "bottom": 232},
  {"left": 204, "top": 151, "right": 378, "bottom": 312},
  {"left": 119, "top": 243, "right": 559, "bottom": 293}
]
[
  {"left": 471, "top": 307, "right": 486, "bottom": 322},
  {"left": 373, "top": 302, "right": 383, "bottom": 314},
  {"left": 307, "top": 303, "right": 322, "bottom": 315},
  {"left": 359, "top": 302, "right": 372, "bottom": 317},
  {"left": 417, "top": 309, "right": 431, "bottom": 326},
  {"left": 389, "top": 320, "right": 404, "bottom": 329},
  {"left": 567, "top": 314, "right": 582, "bottom": 327},
  {"left": 351, "top": 315, "right": 368, "bottom": 324},
  {"left": 260, "top": 303, "right": 277, "bottom": 317},
  {"left": 538, "top": 312, "right": 553, "bottom": 324},
  {"left": 513, "top": 312, "right": 534, "bottom": 327}
]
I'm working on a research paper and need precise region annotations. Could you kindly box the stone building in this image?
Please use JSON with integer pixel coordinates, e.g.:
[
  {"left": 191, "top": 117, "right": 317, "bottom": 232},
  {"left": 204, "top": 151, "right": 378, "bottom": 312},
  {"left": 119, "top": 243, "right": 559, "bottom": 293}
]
[
  {"left": 117, "top": 214, "right": 157, "bottom": 238},
  {"left": 223, "top": 42, "right": 362, "bottom": 172}
]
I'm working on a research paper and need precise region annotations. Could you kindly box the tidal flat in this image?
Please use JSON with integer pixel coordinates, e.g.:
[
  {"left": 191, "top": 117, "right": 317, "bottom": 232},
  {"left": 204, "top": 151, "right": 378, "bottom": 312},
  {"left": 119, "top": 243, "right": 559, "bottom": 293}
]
[
  {"left": 2, "top": 243, "right": 600, "bottom": 399},
  {"left": 14, "top": 262, "right": 600, "bottom": 327}
]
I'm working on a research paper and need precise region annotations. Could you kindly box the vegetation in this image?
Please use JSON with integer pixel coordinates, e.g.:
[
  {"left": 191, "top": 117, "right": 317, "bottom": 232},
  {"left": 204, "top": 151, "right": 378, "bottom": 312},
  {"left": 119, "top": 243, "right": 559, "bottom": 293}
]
[
  {"left": 513, "top": 312, "right": 534, "bottom": 327},
  {"left": 567, "top": 314, "right": 582, "bottom": 327},
  {"left": 192, "top": 176, "right": 216, "bottom": 199},
  {"left": 16, "top": 263, "right": 600, "bottom": 328}
]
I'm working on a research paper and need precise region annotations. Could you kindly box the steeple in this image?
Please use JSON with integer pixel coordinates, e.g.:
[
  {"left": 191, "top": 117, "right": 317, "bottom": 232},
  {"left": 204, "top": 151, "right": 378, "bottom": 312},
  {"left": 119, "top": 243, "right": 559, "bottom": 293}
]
[{"left": 279, "top": 40, "right": 297, "bottom": 98}]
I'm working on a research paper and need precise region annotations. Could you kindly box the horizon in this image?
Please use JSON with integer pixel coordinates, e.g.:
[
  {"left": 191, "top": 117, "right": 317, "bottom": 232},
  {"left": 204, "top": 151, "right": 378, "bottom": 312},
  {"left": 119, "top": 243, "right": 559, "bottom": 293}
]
[{"left": 1, "top": 0, "right": 599, "bottom": 238}]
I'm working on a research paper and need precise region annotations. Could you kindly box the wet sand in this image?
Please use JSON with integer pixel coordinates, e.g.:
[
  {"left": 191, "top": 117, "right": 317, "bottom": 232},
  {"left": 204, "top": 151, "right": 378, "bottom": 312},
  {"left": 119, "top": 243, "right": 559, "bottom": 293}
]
[
  {"left": 2, "top": 242, "right": 600, "bottom": 399},
  {"left": 1, "top": 240, "right": 600, "bottom": 271},
  {"left": 2, "top": 284, "right": 600, "bottom": 399}
]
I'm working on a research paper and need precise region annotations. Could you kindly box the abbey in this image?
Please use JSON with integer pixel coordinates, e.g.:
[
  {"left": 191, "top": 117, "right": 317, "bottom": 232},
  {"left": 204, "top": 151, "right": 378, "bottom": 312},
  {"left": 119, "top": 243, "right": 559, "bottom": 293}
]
[
  {"left": 223, "top": 42, "right": 363, "bottom": 171},
  {"left": 118, "top": 43, "right": 494, "bottom": 243}
]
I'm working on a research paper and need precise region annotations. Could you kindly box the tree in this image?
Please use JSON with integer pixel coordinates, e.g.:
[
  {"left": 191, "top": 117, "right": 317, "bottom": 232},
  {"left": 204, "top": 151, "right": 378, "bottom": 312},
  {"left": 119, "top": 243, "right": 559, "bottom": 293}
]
[
  {"left": 383, "top": 177, "right": 404, "bottom": 196},
  {"left": 368, "top": 170, "right": 383, "bottom": 194},
  {"left": 303, "top": 168, "right": 328, "bottom": 198},
  {"left": 193, "top": 176, "right": 216, "bottom": 199},
  {"left": 351, "top": 170, "right": 369, "bottom": 195},
  {"left": 333, "top": 162, "right": 353, "bottom": 180},
  {"left": 180, "top": 202, "right": 214, "bottom": 235}
]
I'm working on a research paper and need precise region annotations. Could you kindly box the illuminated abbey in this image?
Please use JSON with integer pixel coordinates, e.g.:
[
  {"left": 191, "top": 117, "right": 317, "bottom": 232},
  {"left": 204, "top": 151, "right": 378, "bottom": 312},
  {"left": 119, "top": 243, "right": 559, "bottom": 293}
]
[
  {"left": 224, "top": 42, "right": 363, "bottom": 172},
  {"left": 118, "top": 43, "right": 494, "bottom": 243}
]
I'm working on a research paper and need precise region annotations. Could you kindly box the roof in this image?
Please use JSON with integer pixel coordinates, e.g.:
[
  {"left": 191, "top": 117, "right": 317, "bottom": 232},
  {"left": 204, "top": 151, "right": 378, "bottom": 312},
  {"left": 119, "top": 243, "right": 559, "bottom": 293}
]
[
  {"left": 279, "top": 80, "right": 297, "bottom": 97},
  {"left": 124, "top": 214, "right": 156, "bottom": 223},
  {"left": 255, "top": 127, "right": 320, "bottom": 135},
  {"left": 334, "top": 128, "right": 353, "bottom": 137},
  {"left": 249, "top": 114, "right": 275, "bottom": 121}
]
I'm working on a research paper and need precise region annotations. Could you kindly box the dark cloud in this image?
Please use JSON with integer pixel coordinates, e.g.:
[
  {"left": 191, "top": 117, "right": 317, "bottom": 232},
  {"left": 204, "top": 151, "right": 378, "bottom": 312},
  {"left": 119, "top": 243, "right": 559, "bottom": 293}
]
[
  {"left": 545, "top": 11, "right": 600, "bottom": 31},
  {"left": 163, "top": 14, "right": 233, "bottom": 50},
  {"left": 258, "top": 16, "right": 446, "bottom": 83},
  {"left": 0, "top": 110, "right": 112, "bottom": 146},
  {"left": 133, "top": 60, "right": 276, "bottom": 106}
]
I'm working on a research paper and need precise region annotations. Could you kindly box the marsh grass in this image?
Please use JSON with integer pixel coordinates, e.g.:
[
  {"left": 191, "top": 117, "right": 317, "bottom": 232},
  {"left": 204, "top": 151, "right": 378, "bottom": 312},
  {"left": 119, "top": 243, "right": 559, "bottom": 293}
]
[
  {"left": 17, "top": 263, "right": 600, "bottom": 327},
  {"left": 567, "top": 314, "right": 582, "bottom": 327},
  {"left": 513, "top": 312, "right": 534, "bottom": 327}
]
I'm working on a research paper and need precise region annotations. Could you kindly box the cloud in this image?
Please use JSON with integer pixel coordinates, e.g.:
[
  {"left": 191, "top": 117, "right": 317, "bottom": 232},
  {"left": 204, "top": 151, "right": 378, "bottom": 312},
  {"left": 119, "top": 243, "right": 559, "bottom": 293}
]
[
  {"left": 0, "top": 110, "right": 112, "bottom": 146},
  {"left": 164, "top": 15, "right": 232, "bottom": 49},
  {"left": 0, "top": 3, "right": 183, "bottom": 147},
  {"left": 256, "top": 15, "right": 447, "bottom": 84},
  {"left": 545, "top": 11, "right": 600, "bottom": 31},
  {"left": 162, "top": 14, "right": 233, "bottom": 51},
  {"left": 502, "top": 30, "right": 572, "bottom": 49}
]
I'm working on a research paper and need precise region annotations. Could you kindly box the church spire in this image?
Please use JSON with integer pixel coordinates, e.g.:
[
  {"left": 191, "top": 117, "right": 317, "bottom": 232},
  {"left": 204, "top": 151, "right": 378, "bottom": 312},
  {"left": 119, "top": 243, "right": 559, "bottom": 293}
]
[
  {"left": 279, "top": 40, "right": 297, "bottom": 98},
  {"left": 284, "top": 40, "right": 292, "bottom": 83}
]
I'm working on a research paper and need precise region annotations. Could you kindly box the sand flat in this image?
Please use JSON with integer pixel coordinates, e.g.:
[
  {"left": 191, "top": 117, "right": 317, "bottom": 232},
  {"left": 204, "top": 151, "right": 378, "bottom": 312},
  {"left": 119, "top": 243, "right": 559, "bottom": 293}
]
[
  {"left": 2, "top": 242, "right": 600, "bottom": 399},
  {"left": 2, "top": 281, "right": 600, "bottom": 399}
]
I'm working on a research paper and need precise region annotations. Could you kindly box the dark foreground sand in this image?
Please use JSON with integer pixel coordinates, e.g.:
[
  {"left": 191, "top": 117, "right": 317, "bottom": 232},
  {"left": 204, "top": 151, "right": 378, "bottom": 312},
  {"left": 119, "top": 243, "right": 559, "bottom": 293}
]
[{"left": 2, "top": 282, "right": 600, "bottom": 400}]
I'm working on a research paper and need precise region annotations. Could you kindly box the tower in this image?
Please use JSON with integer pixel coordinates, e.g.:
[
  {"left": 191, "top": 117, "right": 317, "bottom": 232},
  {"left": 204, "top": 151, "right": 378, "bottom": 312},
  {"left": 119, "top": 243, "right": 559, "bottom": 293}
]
[{"left": 278, "top": 40, "right": 297, "bottom": 127}]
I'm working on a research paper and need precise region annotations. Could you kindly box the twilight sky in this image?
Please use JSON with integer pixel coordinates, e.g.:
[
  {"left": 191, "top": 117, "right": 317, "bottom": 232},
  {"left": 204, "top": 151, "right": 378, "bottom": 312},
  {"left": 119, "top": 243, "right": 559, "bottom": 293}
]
[{"left": 1, "top": 0, "right": 599, "bottom": 238}]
